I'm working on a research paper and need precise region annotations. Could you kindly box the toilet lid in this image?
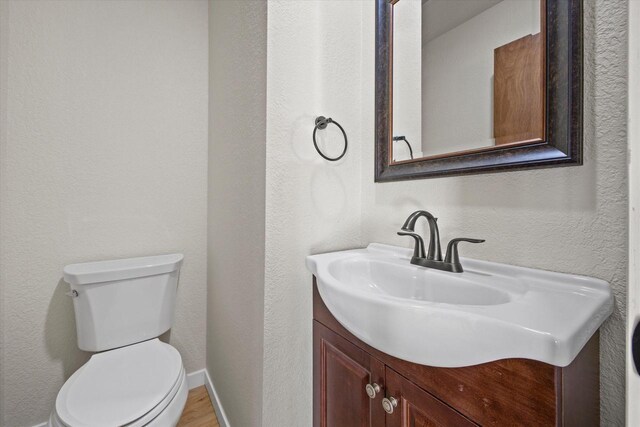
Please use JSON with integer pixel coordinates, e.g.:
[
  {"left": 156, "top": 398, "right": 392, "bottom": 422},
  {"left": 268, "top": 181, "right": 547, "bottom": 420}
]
[{"left": 55, "top": 339, "right": 183, "bottom": 427}]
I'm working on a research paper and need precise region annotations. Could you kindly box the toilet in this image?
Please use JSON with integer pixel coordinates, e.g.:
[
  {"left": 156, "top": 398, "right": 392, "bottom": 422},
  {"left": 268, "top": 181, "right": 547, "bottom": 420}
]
[{"left": 47, "top": 253, "right": 188, "bottom": 427}]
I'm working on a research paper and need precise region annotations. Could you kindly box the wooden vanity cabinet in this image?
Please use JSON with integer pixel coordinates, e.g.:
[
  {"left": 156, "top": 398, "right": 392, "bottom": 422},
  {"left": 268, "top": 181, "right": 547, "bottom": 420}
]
[{"left": 312, "top": 279, "right": 600, "bottom": 427}]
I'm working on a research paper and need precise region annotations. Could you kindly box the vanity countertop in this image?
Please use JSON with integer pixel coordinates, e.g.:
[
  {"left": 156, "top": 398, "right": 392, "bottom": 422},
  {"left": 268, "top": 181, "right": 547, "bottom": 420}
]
[{"left": 306, "top": 243, "right": 613, "bottom": 367}]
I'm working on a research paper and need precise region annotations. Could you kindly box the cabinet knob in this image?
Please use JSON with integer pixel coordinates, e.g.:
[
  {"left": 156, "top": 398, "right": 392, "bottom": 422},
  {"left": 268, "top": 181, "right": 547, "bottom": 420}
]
[
  {"left": 382, "top": 396, "right": 398, "bottom": 414},
  {"left": 365, "top": 383, "right": 381, "bottom": 399}
]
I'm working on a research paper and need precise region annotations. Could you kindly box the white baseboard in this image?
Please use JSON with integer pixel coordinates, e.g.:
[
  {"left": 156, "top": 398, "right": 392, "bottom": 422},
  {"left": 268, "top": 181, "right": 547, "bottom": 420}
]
[
  {"left": 32, "top": 369, "right": 229, "bottom": 427},
  {"left": 187, "top": 368, "right": 207, "bottom": 389},
  {"left": 204, "top": 369, "right": 230, "bottom": 427}
]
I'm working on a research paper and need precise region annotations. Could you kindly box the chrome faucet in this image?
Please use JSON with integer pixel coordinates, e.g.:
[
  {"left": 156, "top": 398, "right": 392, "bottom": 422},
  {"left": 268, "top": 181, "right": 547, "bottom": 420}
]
[{"left": 397, "top": 210, "right": 484, "bottom": 273}]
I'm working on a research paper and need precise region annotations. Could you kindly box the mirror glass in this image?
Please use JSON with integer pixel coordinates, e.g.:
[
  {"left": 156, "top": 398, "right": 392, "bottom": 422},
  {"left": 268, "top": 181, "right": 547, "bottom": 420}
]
[{"left": 391, "top": 0, "right": 544, "bottom": 163}]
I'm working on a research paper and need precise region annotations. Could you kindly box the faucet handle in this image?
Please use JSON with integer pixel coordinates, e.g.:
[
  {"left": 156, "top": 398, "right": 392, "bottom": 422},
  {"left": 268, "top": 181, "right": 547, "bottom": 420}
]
[
  {"left": 398, "top": 231, "right": 426, "bottom": 259},
  {"left": 444, "top": 238, "right": 485, "bottom": 272}
]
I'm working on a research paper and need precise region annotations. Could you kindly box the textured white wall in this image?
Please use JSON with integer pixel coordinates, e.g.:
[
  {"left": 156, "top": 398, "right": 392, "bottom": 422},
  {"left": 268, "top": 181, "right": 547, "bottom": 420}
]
[
  {"left": 263, "top": 1, "right": 363, "bottom": 425},
  {"left": 259, "top": 1, "right": 627, "bottom": 425},
  {"left": 360, "top": 0, "right": 627, "bottom": 424},
  {"left": 0, "top": 1, "right": 208, "bottom": 425},
  {"left": 208, "top": 1, "right": 266, "bottom": 426}
]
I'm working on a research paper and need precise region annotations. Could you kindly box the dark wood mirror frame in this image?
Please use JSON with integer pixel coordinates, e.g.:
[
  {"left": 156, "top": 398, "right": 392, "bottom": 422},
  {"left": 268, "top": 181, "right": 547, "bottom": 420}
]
[{"left": 375, "top": 0, "right": 583, "bottom": 182}]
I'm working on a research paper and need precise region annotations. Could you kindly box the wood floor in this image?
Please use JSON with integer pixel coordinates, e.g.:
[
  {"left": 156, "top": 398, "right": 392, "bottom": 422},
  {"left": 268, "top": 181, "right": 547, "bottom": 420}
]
[{"left": 178, "top": 386, "right": 220, "bottom": 427}]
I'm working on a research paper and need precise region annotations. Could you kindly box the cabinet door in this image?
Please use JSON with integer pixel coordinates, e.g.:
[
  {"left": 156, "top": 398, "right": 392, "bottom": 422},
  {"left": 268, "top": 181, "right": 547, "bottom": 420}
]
[
  {"left": 314, "top": 321, "right": 386, "bottom": 427},
  {"left": 384, "top": 368, "right": 478, "bottom": 427}
]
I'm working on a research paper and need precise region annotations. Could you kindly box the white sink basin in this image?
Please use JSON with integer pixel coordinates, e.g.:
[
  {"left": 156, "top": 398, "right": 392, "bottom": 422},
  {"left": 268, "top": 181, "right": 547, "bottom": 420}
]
[{"left": 306, "top": 243, "right": 613, "bottom": 368}]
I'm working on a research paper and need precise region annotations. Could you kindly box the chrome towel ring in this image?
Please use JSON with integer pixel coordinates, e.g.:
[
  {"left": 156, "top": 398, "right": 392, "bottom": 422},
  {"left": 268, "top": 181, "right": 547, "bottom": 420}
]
[{"left": 313, "top": 116, "right": 348, "bottom": 161}]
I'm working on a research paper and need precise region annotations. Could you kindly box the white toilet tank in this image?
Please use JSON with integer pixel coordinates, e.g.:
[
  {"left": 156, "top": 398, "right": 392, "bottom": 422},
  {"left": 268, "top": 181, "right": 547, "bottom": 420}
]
[{"left": 63, "top": 254, "right": 184, "bottom": 352}]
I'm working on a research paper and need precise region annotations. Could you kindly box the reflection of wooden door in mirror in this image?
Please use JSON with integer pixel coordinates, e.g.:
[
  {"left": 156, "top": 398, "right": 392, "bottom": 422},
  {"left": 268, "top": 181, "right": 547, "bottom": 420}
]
[{"left": 494, "top": 33, "right": 544, "bottom": 145}]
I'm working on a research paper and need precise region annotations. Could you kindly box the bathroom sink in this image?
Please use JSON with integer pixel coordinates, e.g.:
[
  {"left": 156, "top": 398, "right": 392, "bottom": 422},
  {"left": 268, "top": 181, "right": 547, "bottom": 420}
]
[{"left": 306, "top": 243, "right": 613, "bottom": 368}]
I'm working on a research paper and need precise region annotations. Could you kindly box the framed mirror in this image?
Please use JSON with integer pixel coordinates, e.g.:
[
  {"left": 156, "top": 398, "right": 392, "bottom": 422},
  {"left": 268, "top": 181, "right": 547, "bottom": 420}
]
[{"left": 375, "top": 0, "right": 582, "bottom": 181}]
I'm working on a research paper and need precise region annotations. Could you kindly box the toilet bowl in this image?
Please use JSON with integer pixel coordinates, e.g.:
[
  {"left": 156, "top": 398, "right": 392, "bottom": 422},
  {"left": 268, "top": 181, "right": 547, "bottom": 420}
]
[
  {"left": 48, "top": 339, "right": 188, "bottom": 427},
  {"left": 47, "top": 254, "right": 187, "bottom": 427}
]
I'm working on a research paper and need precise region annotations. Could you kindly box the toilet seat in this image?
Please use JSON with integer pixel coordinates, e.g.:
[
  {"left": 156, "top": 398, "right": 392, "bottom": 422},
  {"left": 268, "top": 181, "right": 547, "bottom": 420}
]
[{"left": 53, "top": 339, "right": 184, "bottom": 427}]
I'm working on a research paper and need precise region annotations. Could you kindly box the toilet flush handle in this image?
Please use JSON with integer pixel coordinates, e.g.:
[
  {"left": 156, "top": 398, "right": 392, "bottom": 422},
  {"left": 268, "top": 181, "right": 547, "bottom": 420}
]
[{"left": 66, "top": 290, "right": 79, "bottom": 298}]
